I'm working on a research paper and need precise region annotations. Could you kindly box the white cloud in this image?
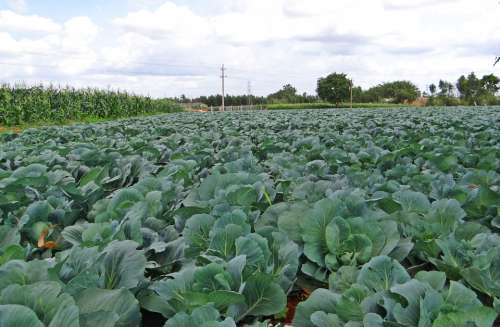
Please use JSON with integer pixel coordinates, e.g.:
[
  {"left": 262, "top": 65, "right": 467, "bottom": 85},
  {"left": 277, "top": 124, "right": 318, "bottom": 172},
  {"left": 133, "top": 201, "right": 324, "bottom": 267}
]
[
  {"left": 57, "top": 17, "right": 99, "bottom": 74},
  {"left": 113, "top": 2, "right": 212, "bottom": 47},
  {"left": 0, "top": 32, "right": 20, "bottom": 54},
  {"left": 0, "top": 10, "right": 60, "bottom": 33},
  {"left": 0, "top": 0, "right": 499, "bottom": 97},
  {"left": 383, "top": 0, "right": 457, "bottom": 10},
  {"left": 0, "top": 12, "right": 99, "bottom": 77}
]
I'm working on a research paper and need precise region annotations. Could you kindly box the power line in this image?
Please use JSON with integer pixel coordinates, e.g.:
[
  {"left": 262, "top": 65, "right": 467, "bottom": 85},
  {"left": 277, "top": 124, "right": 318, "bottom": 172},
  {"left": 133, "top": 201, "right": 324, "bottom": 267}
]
[
  {"left": 1, "top": 49, "right": 378, "bottom": 85},
  {"left": 1, "top": 49, "right": 314, "bottom": 81},
  {"left": 0, "top": 51, "right": 377, "bottom": 96}
]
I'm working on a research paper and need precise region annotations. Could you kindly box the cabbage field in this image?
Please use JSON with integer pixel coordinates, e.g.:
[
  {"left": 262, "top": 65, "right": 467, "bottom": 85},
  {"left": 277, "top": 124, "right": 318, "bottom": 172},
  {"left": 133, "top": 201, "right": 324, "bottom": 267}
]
[{"left": 0, "top": 107, "right": 499, "bottom": 327}]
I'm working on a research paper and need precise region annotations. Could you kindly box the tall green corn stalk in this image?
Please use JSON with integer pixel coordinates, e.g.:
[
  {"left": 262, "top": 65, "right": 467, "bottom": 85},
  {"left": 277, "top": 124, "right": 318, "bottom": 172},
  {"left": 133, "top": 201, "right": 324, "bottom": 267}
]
[{"left": 0, "top": 84, "right": 183, "bottom": 126}]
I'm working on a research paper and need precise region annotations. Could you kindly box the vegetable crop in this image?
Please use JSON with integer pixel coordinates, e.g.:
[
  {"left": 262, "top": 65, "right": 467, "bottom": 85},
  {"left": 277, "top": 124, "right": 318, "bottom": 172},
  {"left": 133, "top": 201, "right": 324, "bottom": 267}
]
[
  {"left": 0, "top": 107, "right": 499, "bottom": 326},
  {"left": 0, "top": 84, "right": 182, "bottom": 126}
]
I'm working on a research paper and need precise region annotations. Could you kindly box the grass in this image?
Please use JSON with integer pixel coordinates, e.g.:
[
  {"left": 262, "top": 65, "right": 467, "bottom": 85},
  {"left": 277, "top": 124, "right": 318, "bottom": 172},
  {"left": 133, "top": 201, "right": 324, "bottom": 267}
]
[{"left": 266, "top": 102, "right": 411, "bottom": 110}]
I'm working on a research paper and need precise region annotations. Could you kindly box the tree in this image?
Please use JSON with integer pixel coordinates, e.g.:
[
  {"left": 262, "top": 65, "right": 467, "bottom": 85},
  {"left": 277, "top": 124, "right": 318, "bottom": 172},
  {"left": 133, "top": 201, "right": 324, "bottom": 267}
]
[
  {"left": 363, "top": 81, "right": 420, "bottom": 104},
  {"left": 455, "top": 72, "right": 500, "bottom": 105},
  {"left": 457, "top": 72, "right": 486, "bottom": 105},
  {"left": 438, "top": 80, "right": 454, "bottom": 97},
  {"left": 352, "top": 86, "right": 363, "bottom": 102},
  {"left": 267, "top": 84, "right": 300, "bottom": 103},
  {"left": 481, "top": 74, "right": 500, "bottom": 94},
  {"left": 316, "top": 73, "right": 351, "bottom": 106},
  {"left": 389, "top": 81, "right": 420, "bottom": 103},
  {"left": 429, "top": 84, "right": 437, "bottom": 96},
  {"left": 456, "top": 75, "right": 468, "bottom": 99}
]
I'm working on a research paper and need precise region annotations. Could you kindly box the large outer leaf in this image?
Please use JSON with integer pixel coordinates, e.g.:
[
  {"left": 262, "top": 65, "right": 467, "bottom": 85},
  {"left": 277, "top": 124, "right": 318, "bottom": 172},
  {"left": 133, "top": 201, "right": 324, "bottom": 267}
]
[
  {"left": 0, "top": 226, "right": 21, "bottom": 248},
  {"left": 0, "top": 244, "right": 24, "bottom": 265},
  {"left": 362, "top": 313, "right": 385, "bottom": 327},
  {"left": 334, "top": 285, "right": 367, "bottom": 322},
  {"left": 310, "top": 311, "right": 343, "bottom": 327},
  {"left": 235, "top": 233, "right": 270, "bottom": 272},
  {"left": 292, "top": 288, "right": 340, "bottom": 327},
  {"left": 76, "top": 288, "right": 141, "bottom": 327},
  {"left": 192, "top": 263, "right": 229, "bottom": 292},
  {"left": 357, "top": 256, "right": 411, "bottom": 293},
  {"left": 226, "top": 255, "right": 246, "bottom": 291},
  {"left": 0, "top": 304, "right": 45, "bottom": 327},
  {"left": 276, "top": 202, "right": 310, "bottom": 243},
  {"left": 184, "top": 214, "right": 215, "bottom": 258},
  {"left": 164, "top": 305, "right": 236, "bottom": 327},
  {"left": 209, "top": 224, "right": 246, "bottom": 259},
  {"left": 414, "top": 271, "right": 446, "bottom": 291},
  {"left": 393, "top": 190, "right": 431, "bottom": 213},
  {"left": 0, "top": 260, "right": 50, "bottom": 292},
  {"left": 101, "top": 240, "right": 147, "bottom": 289},
  {"left": 390, "top": 280, "right": 430, "bottom": 326},
  {"left": 79, "top": 311, "right": 119, "bottom": 327},
  {"left": 301, "top": 199, "right": 343, "bottom": 267},
  {"left": 425, "top": 199, "right": 466, "bottom": 231},
  {"left": 461, "top": 250, "right": 500, "bottom": 298},
  {"left": 268, "top": 231, "right": 299, "bottom": 291},
  {"left": 433, "top": 307, "right": 497, "bottom": 327},
  {"left": 232, "top": 273, "right": 286, "bottom": 321},
  {"left": 107, "top": 188, "right": 144, "bottom": 217},
  {"left": 0, "top": 282, "right": 79, "bottom": 327}
]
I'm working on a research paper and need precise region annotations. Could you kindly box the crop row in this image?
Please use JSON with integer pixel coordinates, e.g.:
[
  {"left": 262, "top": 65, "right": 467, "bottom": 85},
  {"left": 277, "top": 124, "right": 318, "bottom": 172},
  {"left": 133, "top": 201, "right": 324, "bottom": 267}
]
[
  {"left": 0, "top": 84, "right": 182, "bottom": 126},
  {"left": 0, "top": 107, "right": 499, "bottom": 326}
]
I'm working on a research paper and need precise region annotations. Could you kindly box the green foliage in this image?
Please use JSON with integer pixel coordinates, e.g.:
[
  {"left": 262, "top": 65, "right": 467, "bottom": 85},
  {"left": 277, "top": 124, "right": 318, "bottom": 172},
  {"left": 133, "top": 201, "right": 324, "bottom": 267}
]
[
  {"left": 266, "top": 102, "right": 409, "bottom": 110},
  {"left": 267, "top": 84, "right": 317, "bottom": 104},
  {"left": 163, "top": 305, "right": 236, "bottom": 327},
  {"left": 362, "top": 80, "right": 421, "bottom": 103},
  {"left": 0, "top": 282, "right": 80, "bottom": 327},
  {"left": 0, "top": 107, "right": 499, "bottom": 325},
  {"left": 0, "top": 84, "right": 182, "bottom": 126},
  {"left": 426, "top": 72, "right": 500, "bottom": 107},
  {"left": 429, "top": 83, "right": 437, "bottom": 95},
  {"left": 293, "top": 256, "right": 497, "bottom": 327},
  {"left": 186, "top": 94, "right": 267, "bottom": 107},
  {"left": 316, "top": 73, "right": 351, "bottom": 105},
  {"left": 454, "top": 72, "right": 500, "bottom": 106}
]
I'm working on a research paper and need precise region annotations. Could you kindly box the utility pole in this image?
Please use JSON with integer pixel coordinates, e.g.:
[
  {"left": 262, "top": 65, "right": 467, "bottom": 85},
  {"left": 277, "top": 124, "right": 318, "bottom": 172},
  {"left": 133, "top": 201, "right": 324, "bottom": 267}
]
[
  {"left": 220, "top": 65, "right": 227, "bottom": 112},
  {"left": 247, "top": 81, "right": 252, "bottom": 108}
]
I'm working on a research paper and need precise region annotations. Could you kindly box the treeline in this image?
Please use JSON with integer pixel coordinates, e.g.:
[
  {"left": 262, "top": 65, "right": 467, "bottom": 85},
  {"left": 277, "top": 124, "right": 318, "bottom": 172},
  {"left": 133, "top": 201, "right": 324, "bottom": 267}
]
[
  {"left": 0, "top": 84, "right": 182, "bottom": 125},
  {"left": 174, "top": 94, "right": 266, "bottom": 107},
  {"left": 315, "top": 72, "right": 499, "bottom": 106},
  {"left": 427, "top": 72, "right": 500, "bottom": 106},
  {"left": 181, "top": 71, "right": 499, "bottom": 107}
]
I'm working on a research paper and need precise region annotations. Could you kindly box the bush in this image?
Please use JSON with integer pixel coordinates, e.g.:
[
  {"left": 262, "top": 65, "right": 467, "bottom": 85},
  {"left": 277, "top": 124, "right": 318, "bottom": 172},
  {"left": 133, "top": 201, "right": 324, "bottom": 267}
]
[
  {"left": 266, "top": 103, "right": 410, "bottom": 110},
  {"left": 427, "top": 96, "right": 462, "bottom": 107}
]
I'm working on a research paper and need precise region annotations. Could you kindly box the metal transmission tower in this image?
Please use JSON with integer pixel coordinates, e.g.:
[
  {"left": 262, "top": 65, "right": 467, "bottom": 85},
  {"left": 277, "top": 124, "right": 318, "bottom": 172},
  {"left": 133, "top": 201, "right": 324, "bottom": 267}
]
[{"left": 220, "top": 65, "right": 227, "bottom": 112}]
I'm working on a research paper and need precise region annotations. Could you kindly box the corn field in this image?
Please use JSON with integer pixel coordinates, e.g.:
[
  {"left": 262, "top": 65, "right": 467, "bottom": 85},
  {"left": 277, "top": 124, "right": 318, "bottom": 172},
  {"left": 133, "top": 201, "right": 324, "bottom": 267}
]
[{"left": 0, "top": 84, "right": 183, "bottom": 126}]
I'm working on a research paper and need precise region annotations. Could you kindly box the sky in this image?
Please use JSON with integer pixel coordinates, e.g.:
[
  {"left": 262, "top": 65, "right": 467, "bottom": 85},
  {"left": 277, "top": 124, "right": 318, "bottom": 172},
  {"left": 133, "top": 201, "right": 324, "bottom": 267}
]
[{"left": 0, "top": 0, "right": 499, "bottom": 98}]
